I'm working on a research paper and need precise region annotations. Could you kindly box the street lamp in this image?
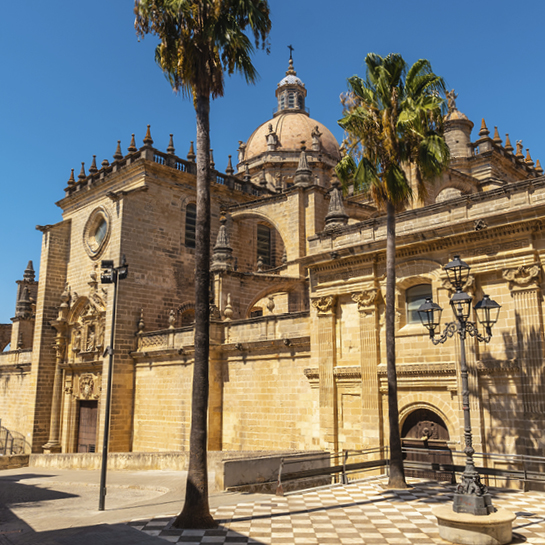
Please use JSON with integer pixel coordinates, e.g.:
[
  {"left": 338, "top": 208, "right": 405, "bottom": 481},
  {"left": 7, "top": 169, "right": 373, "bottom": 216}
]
[
  {"left": 418, "top": 255, "right": 500, "bottom": 516},
  {"left": 98, "top": 256, "right": 128, "bottom": 511}
]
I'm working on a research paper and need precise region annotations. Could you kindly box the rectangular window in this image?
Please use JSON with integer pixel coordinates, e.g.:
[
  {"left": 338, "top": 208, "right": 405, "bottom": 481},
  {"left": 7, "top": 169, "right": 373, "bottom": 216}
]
[
  {"left": 257, "top": 224, "right": 271, "bottom": 267},
  {"left": 185, "top": 203, "right": 196, "bottom": 248}
]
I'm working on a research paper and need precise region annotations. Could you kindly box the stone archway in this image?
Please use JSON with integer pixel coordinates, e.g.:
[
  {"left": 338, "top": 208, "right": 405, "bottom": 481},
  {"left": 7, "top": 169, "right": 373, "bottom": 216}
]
[{"left": 401, "top": 408, "right": 455, "bottom": 483}]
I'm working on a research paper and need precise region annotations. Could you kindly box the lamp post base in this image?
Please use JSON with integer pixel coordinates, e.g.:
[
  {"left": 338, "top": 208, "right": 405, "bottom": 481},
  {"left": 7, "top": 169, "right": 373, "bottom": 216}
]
[
  {"left": 434, "top": 505, "right": 515, "bottom": 545},
  {"left": 453, "top": 492, "right": 494, "bottom": 516}
]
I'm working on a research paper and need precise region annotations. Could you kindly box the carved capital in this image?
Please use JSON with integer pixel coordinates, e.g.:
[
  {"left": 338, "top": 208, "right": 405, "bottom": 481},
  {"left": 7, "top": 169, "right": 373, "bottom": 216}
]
[
  {"left": 351, "top": 288, "right": 378, "bottom": 313},
  {"left": 311, "top": 295, "right": 336, "bottom": 315},
  {"left": 502, "top": 264, "right": 541, "bottom": 290}
]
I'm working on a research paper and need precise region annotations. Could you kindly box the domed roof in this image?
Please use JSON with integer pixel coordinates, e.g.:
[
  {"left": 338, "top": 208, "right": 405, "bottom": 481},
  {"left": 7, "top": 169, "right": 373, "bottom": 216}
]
[
  {"left": 445, "top": 109, "right": 471, "bottom": 122},
  {"left": 244, "top": 112, "right": 341, "bottom": 161},
  {"left": 278, "top": 74, "right": 304, "bottom": 87}
]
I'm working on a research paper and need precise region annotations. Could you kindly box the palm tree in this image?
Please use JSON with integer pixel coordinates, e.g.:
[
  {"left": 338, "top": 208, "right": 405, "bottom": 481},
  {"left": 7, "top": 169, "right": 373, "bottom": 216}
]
[
  {"left": 337, "top": 53, "right": 450, "bottom": 489},
  {"left": 135, "top": 0, "right": 271, "bottom": 528}
]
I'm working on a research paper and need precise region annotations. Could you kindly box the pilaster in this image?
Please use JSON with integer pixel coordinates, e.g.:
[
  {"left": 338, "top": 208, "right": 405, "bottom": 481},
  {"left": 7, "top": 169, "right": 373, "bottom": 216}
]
[
  {"left": 351, "top": 288, "right": 382, "bottom": 449},
  {"left": 503, "top": 264, "right": 544, "bottom": 415},
  {"left": 311, "top": 295, "right": 337, "bottom": 451}
]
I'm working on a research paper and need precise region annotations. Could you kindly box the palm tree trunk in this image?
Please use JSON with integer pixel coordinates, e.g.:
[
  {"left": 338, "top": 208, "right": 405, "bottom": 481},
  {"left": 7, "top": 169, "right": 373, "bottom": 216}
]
[
  {"left": 174, "top": 93, "right": 217, "bottom": 529},
  {"left": 385, "top": 199, "right": 407, "bottom": 489}
]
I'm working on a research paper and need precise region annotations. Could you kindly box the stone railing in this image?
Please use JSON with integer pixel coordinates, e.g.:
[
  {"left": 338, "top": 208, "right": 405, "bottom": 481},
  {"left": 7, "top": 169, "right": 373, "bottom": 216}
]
[
  {"left": 309, "top": 176, "right": 545, "bottom": 256},
  {"left": 0, "top": 349, "right": 32, "bottom": 368},
  {"left": 135, "top": 312, "right": 310, "bottom": 354},
  {"left": 66, "top": 146, "right": 266, "bottom": 199},
  {"left": 223, "top": 312, "right": 309, "bottom": 345}
]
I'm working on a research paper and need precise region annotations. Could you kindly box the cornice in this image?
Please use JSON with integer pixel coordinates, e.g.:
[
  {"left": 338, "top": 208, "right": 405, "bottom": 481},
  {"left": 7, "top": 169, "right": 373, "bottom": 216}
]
[{"left": 377, "top": 362, "right": 456, "bottom": 375}]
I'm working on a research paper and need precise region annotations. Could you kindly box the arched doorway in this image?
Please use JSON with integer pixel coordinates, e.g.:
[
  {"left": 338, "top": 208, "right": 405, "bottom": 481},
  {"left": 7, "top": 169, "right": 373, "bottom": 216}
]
[{"left": 401, "top": 408, "right": 455, "bottom": 483}]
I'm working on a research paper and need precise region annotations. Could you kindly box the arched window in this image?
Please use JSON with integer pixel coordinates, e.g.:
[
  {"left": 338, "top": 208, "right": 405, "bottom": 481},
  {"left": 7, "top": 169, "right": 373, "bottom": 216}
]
[
  {"left": 288, "top": 92, "right": 295, "bottom": 108},
  {"left": 257, "top": 224, "right": 272, "bottom": 267},
  {"left": 181, "top": 308, "right": 195, "bottom": 326},
  {"left": 185, "top": 203, "right": 196, "bottom": 248},
  {"left": 406, "top": 284, "right": 432, "bottom": 324}
]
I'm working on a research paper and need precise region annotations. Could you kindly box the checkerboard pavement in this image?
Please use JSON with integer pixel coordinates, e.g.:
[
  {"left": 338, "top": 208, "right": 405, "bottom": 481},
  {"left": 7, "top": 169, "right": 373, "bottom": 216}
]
[{"left": 128, "top": 478, "right": 545, "bottom": 544}]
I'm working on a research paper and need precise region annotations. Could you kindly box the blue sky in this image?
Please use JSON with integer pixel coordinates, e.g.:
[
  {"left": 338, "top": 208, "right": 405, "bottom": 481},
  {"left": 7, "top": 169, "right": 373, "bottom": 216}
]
[{"left": 1, "top": 1, "right": 544, "bottom": 323}]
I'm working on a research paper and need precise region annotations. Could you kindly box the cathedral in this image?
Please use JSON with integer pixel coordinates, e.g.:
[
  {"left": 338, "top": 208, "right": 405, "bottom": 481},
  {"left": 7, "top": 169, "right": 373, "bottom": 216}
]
[{"left": 1, "top": 58, "right": 544, "bottom": 469}]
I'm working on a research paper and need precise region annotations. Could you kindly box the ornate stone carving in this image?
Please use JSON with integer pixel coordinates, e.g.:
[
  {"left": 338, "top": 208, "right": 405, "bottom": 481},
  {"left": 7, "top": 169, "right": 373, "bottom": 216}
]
[
  {"left": 474, "top": 219, "right": 487, "bottom": 231},
  {"left": 446, "top": 89, "right": 458, "bottom": 113},
  {"left": 311, "top": 295, "right": 336, "bottom": 315},
  {"left": 79, "top": 374, "right": 95, "bottom": 399},
  {"left": 351, "top": 288, "right": 378, "bottom": 313},
  {"left": 502, "top": 264, "right": 541, "bottom": 289}
]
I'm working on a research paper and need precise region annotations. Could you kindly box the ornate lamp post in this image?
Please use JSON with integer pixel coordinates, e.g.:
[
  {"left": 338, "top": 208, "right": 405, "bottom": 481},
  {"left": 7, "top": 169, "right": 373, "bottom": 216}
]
[
  {"left": 418, "top": 256, "right": 500, "bottom": 516},
  {"left": 98, "top": 256, "right": 128, "bottom": 511}
]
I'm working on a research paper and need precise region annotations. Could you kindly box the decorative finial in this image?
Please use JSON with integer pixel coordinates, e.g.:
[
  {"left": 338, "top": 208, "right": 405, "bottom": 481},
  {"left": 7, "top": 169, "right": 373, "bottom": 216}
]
[
  {"left": 113, "top": 140, "right": 123, "bottom": 160},
  {"left": 223, "top": 293, "right": 234, "bottom": 321},
  {"left": 535, "top": 159, "right": 543, "bottom": 175},
  {"left": 68, "top": 169, "right": 75, "bottom": 186},
  {"left": 128, "top": 134, "right": 137, "bottom": 152},
  {"left": 143, "top": 125, "right": 153, "bottom": 146},
  {"left": 479, "top": 118, "right": 489, "bottom": 137},
  {"left": 138, "top": 309, "right": 145, "bottom": 334},
  {"left": 504, "top": 133, "right": 514, "bottom": 152},
  {"left": 211, "top": 213, "right": 234, "bottom": 272},
  {"left": 294, "top": 146, "right": 312, "bottom": 187},
  {"left": 78, "top": 162, "right": 86, "bottom": 181},
  {"left": 525, "top": 149, "right": 535, "bottom": 167},
  {"left": 89, "top": 155, "right": 98, "bottom": 174},
  {"left": 286, "top": 45, "right": 296, "bottom": 76},
  {"left": 225, "top": 155, "right": 234, "bottom": 175},
  {"left": 187, "top": 141, "right": 196, "bottom": 162},
  {"left": 23, "top": 261, "right": 35, "bottom": 282},
  {"left": 516, "top": 140, "right": 524, "bottom": 158},
  {"left": 325, "top": 177, "right": 349, "bottom": 229},
  {"left": 209, "top": 149, "right": 215, "bottom": 170},
  {"left": 493, "top": 127, "right": 502, "bottom": 145},
  {"left": 168, "top": 309, "right": 176, "bottom": 329},
  {"left": 167, "top": 134, "right": 175, "bottom": 155}
]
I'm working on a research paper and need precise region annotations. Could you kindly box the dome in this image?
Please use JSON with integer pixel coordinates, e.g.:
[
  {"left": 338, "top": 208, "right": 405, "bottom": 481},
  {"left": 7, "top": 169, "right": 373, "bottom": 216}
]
[
  {"left": 243, "top": 112, "right": 341, "bottom": 162},
  {"left": 278, "top": 74, "right": 304, "bottom": 87},
  {"left": 445, "top": 109, "right": 471, "bottom": 122}
]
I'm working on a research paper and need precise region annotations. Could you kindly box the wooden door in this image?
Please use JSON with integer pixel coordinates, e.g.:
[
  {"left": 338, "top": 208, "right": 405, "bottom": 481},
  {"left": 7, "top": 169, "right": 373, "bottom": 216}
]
[
  {"left": 401, "top": 409, "right": 455, "bottom": 482},
  {"left": 77, "top": 400, "right": 98, "bottom": 453}
]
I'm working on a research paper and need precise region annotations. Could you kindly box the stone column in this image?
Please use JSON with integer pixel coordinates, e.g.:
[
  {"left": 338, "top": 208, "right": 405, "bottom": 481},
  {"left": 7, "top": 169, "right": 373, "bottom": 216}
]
[
  {"left": 43, "top": 284, "right": 70, "bottom": 453},
  {"left": 311, "top": 295, "right": 337, "bottom": 452},
  {"left": 352, "top": 288, "right": 381, "bottom": 449},
  {"left": 208, "top": 321, "right": 223, "bottom": 451},
  {"left": 503, "top": 264, "right": 544, "bottom": 415}
]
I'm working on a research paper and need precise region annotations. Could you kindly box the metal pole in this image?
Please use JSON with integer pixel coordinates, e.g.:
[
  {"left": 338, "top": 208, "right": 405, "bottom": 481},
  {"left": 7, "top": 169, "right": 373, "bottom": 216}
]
[
  {"left": 452, "top": 309, "right": 493, "bottom": 516},
  {"left": 98, "top": 269, "right": 118, "bottom": 511}
]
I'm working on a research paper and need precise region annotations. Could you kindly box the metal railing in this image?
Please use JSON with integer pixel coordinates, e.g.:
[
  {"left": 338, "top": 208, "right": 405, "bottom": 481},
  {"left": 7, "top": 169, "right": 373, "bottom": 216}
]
[{"left": 274, "top": 446, "right": 545, "bottom": 495}]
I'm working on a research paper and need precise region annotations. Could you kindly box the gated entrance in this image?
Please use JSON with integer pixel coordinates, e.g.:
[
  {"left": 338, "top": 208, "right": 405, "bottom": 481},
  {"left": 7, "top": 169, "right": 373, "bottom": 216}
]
[{"left": 401, "top": 408, "right": 455, "bottom": 482}]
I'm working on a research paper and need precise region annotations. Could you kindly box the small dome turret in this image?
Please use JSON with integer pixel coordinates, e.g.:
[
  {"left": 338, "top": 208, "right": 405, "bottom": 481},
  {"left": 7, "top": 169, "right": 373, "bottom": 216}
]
[{"left": 275, "top": 55, "right": 307, "bottom": 116}]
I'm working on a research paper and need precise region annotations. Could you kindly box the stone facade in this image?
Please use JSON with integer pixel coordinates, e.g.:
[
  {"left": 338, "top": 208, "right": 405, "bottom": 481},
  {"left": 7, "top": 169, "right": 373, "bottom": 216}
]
[{"left": 1, "top": 61, "right": 544, "bottom": 469}]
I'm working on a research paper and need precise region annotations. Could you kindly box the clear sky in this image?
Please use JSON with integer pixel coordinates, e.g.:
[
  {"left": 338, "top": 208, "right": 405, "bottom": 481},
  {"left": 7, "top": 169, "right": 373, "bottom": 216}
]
[{"left": 1, "top": 1, "right": 544, "bottom": 324}]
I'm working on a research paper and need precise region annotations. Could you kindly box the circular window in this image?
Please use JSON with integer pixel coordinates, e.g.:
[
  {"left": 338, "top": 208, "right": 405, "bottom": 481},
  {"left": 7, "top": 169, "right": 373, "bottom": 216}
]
[{"left": 83, "top": 207, "right": 111, "bottom": 258}]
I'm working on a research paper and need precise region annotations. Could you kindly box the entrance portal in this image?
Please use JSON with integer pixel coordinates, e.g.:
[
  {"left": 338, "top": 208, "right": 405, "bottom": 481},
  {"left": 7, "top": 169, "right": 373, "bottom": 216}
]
[
  {"left": 77, "top": 400, "right": 98, "bottom": 453},
  {"left": 401, "top": 408, "right": 455, "bottom": 482}
]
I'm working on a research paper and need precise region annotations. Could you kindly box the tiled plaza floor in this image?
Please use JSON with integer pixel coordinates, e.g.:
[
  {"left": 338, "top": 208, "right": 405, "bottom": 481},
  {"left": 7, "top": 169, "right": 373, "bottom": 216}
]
[{"left": 129, "top": 479, "right": 545, "bottom": 544}]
